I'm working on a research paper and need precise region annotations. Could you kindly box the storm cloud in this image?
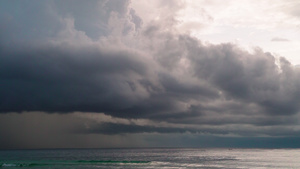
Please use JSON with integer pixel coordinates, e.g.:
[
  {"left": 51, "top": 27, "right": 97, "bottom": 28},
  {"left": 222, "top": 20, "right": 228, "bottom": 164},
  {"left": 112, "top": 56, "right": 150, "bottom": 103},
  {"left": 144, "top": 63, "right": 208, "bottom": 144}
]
[{"left": 1, "top": 0, "right": 300, "bottom": 148}]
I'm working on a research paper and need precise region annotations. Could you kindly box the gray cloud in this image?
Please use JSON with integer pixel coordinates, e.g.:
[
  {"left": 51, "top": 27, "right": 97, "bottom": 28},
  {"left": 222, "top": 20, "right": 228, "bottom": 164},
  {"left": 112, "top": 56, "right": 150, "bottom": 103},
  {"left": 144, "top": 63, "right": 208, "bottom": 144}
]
[
  {"left": 1, "top": 112, "right": 300, "bottom": 149},
  {"left": 1, "top": 0, "right": 300, "bottom": 148}
]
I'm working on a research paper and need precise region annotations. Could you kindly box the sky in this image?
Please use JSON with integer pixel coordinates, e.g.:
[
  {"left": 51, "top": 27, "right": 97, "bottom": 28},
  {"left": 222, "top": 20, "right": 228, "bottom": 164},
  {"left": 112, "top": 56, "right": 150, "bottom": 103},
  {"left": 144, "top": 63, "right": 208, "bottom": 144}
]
[{"left": 1, "top": 0, "right": 300, "bottom": 149}]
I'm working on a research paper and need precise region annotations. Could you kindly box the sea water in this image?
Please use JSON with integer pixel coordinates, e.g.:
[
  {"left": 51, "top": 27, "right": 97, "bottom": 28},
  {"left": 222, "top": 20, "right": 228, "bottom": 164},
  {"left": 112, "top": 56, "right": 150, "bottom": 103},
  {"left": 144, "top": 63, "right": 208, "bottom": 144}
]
[{"left": 0, "top": 148, "right": 300, "bottom": 168}]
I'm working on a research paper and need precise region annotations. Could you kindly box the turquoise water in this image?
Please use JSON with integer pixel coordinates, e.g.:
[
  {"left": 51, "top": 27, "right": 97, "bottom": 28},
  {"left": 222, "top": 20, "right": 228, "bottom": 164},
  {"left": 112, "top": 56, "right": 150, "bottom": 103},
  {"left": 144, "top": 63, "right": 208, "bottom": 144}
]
[{"left": 1, "top": 148, "right": 300, "bottom": 168}]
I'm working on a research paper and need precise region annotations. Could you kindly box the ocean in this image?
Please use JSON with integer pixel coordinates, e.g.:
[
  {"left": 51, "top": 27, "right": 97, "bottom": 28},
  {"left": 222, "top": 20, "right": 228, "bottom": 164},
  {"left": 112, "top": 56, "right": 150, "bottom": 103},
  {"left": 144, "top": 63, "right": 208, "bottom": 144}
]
[{"left": 0, "top": 148, "right": 299, "bottom": 168}]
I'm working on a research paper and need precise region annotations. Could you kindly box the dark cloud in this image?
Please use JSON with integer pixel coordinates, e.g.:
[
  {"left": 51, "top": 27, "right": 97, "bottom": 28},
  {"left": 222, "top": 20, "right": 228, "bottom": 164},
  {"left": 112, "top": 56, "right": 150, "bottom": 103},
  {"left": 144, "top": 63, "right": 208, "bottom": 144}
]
[
  {"left": 0, "top": 43, "right": 153, "bottom": 113},
  {"left": 1, "top": 32, "right": 300, "bottom": 120},
  {"left": 1, "top": 112, "right": 300, "bottom": 149},
  {"left": 1, "top": 0, "right": 300, "bottom": 149},
  {"left": 77, "top": 122, "right": 196, "bottom": 135}
]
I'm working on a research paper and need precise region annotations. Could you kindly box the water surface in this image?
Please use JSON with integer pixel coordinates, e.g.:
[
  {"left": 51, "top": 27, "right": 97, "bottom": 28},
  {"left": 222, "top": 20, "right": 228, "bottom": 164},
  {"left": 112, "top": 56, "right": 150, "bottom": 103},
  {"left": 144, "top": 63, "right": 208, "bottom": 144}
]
[{"left": 0, "top": 148, "right": 299, "bottom": 168}]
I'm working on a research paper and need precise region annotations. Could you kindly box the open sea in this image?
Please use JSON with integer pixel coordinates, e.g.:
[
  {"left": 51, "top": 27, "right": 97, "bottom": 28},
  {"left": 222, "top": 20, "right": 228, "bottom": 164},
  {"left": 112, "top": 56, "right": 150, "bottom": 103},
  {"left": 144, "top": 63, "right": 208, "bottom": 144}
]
[{"left": 0, "top": 148, "right": 300, "bottom": 168}]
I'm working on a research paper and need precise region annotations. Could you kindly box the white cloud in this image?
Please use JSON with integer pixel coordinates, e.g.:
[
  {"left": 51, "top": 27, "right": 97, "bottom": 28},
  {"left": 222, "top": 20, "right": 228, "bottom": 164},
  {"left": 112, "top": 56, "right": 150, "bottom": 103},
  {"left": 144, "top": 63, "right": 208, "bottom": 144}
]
[{"left": 131, "top": 0, "right": 300, "bottom": 64}]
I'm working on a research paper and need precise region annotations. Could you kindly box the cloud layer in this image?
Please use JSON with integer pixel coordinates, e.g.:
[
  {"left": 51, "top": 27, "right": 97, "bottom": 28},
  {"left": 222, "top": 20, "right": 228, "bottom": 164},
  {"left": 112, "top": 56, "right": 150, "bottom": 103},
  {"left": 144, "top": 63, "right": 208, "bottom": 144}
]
[{"left": 1, "top": 0, "right": 300, "bottom": 148}]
